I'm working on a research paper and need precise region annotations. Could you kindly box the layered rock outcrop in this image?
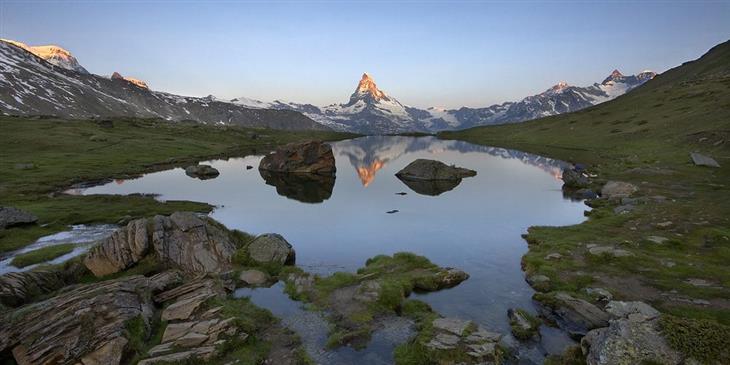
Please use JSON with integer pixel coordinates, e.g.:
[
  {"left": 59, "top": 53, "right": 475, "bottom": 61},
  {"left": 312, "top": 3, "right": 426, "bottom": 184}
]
[{"left": 84, "top": 212, "right": 238, "bottom": 277}]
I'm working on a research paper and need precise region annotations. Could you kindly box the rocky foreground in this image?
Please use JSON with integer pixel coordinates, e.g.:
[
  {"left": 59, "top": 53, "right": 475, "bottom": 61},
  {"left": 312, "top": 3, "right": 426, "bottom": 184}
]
[{"left": 0, "top": 209, "right": 701, "bottom": 365}]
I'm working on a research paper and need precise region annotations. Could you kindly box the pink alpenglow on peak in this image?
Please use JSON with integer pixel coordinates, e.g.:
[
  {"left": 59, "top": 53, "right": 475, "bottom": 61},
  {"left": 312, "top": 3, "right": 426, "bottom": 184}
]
[
  {"left": 111, "top": 71, "right": 149, "bottom": 90},
  {"left": 355, "top": 72, "right": 387, "bottom": 101},
  {"left": 1, "top": 39, "right": 88, "bottom": 74}
]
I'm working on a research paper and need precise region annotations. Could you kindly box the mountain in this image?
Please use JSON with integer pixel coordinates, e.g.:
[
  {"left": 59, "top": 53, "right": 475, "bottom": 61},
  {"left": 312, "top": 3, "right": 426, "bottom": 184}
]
[
  {"left": 0, "top": 40, "right": 328, "bottom": 131},
  {"left": 0, "top": 39, "right": 89, "bottom": 74},
  {"left": 235, "top": 70, "right": 656, "bottom": 134}
]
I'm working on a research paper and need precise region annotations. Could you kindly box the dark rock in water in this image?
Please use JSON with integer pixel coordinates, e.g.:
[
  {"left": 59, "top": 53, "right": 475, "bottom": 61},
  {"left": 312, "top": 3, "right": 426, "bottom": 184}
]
[
  {"left": 690, "top": 152, "right": 720, "bottom": 168},
  {"left": 398, "top": 177, "right": 462, "bottom": 196},
  {"left": 395, "top": 192, "right": 407, "bottom": 195},
  {"left": 386, "top": 209, "right": 399, "bottom": 214},
  {"left": 535, "top": 292, "right": 610, "bottom": 339},
  {"left": 561, "top": 167, "right": 590, "bottom": 189},
  {"left": 246, "top": 165, "right": 253, "bottom": 170},
  {"left": 247, "top": 233, "right": 295, "bottom": 266},
  {"left": 0, "top": 206, "right": 38, "bottom": 229},
  {"left": 259, "top": 140, "right": 336, "bottom": 175},
  {"left": 184, "top": 164, "right": 220, "bottom": 180},
  {"left": 395, "top": 159, "right": 476, "bottom": 181},
  {"left": 562, "top": 187, "right": 598, "bottom": 201},
  {"left": 259, "top": 169, "right": 334, "bottom": 203},
  {"left": 84, "top": 212, "right": 237, "bottom": 277}
]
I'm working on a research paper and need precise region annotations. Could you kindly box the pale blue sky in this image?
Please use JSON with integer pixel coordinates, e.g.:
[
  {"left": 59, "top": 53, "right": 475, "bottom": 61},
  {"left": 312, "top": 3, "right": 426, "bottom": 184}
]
[{"left": 2, "top": 1, "right": 729, "bottom": 108}]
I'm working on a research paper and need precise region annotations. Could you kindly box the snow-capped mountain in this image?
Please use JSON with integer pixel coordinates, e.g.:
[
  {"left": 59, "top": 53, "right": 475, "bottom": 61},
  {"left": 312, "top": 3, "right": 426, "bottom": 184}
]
[
  {"left": 0, "top": 39, "right": 89, "bottom": 74},
  {"left": 235, "top": 70, "right": 656, "bottom": 134},
  {"left": 0, "top": 39, "right": 327, "bottom": 131}
]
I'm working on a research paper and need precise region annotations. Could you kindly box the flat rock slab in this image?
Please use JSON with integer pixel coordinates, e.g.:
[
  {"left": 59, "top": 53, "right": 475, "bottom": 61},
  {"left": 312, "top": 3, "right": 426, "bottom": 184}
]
[
  {"left": 432, "top": 317, "right": 473, "bottom": 336},
  {"left": 690, "top": 152, "right": 720, "bottom": 168}
]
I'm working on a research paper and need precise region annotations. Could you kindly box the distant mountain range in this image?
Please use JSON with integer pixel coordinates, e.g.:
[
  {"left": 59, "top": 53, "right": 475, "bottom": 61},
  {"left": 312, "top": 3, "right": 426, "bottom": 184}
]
[
  {"left": 234, "top": 70, "right": 656, "bottom": 134},
  {"left": 0, "top": 40, "right": 327, "bottom": 131},
  {"left": 0, "top": 38, "right": 656, "bottom": 134}
]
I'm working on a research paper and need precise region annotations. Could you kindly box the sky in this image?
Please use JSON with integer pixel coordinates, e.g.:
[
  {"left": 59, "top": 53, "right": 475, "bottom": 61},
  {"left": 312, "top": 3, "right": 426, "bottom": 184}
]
[{"left": 1, "top": 1, "right": 729, "bottom": 108}]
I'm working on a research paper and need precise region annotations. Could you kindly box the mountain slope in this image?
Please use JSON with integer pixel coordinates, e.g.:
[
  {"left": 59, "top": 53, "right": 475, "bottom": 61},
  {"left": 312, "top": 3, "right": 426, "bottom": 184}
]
[
  {"left": 441, "top": 39, "right": 730, "bottom": 351},
  {"left": 0, "top": 40, "right": 328, "bottom": 131}
]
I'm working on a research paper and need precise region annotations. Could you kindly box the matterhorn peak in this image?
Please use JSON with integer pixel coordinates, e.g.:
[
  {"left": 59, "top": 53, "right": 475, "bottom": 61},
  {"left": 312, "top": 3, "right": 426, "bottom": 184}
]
[
  {"left": 1, "top": 39, "right": 88, "bottom": 74},
  {"left": 353, "top": 72, "right": 387, "bottom": 102}
]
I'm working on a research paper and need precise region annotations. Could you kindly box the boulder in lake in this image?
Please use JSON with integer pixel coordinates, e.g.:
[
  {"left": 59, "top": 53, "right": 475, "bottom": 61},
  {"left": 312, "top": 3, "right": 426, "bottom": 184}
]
[
  {"left": 395, "top": 159, "right": 476, "bottom": 181},
  {"left": 259, "top": 140, "right": 336, "bottom": 175},
  {"left": 535, "top": 292, "right": 610, "bottom": 339},
  {"left": 184, "top": 164, "right": 220, "bottom": 180},
  {"left": 690, "top": 152, "right": 720, "bottom": 168},
  {"left": 0, "top": 206, "right": 38, "bottom": 229},
  {"left": 397, "top": 177, "right": 462, "bottom": 196},
  {"left": 562, "top": 167, "right": 590, "bottom": 189},
  {"left": 259, "top": 169, "right": 335, "bottom": 203}
]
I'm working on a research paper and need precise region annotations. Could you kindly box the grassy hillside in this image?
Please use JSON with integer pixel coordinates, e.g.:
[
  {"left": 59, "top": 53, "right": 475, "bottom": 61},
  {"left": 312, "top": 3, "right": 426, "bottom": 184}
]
[
  {"left": 0, "top": 117, "right": 355, "bottom": 253},
  {"left": 442, "top": 40, "right": 730, "bottom": 333}
]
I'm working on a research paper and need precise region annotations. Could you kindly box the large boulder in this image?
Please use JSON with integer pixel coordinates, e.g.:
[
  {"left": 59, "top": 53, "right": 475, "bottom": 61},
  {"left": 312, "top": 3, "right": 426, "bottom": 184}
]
[
  {"left": 581, "top": 302, "right": 682, "bottom": 365},
  {"left": 84, "top": 212, "right": 238, "bottom": 277},
  {"left": 184, "top": 164, "right": 220, "bottom": 180},
  {"left": 246, "top": 233, "right": 295, "bottom": 265},
  {"left": 601, "top": 181, "right": 638, "bottom": 199},
  {"left": 84, "top": 218, "right": 151, "bottom": 276},
  {"left": 0, "top": 206, "right": 38, "bottom": 229},
  {"left": 562, "top": 168, "right": 590, "bottom": 189},
  {"left": 258, "top": 141, "right": 336, "bottom": 175},
  {"left": 690, "top": 152, "right": 720, "bottom": 168},
  {"left": 536, "top": 292, "right": 610, "bottom": 339},
  {"left": 395, "top": 159, "right": 476, "bottom": 181},
  {"left": 0, "top": 273, "right": 179, "bottom": 365}
]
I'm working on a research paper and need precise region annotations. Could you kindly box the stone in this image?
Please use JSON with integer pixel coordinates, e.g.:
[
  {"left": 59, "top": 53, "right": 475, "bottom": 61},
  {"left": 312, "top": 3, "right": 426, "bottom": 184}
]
[
  {"left": 685, "top": 278, "right": 712, "bottom": 287},
  {"left": 545, "top": 253, "right": 563, "bottom": 260},
  {"left": 79, "top": 337, "right": 128, "bottom": 365},
  {"left": 432, "top": 317, "right": 473, "bottom": 336},
  {"left": 84, "top": 218, "right": 151, "bottom": 276},
  {"left": 162, "top": 322, "right": 197, "bottom": 342},
  {"left": 238, "top": 269, "right": 272, "bottom": 287},
  {"left": 151, "top": 212, "right": 237, "bottom": 273},
  {"left": 646, "top": 236, "right": 669, "bottom": 244},
  {"left": 601, "top": 181, "right": 638, "bottom": 199},
  {"left": 588, "top": 245, "right": 633, "bottom": 258},
  {"left": 414, "top": 268, "right": 469, "bottom": 291},
  {"left": 184, "top": 164, "right": 220, "bottom": 179},
  {"left": 137, "top": 346, "right": 216, "bottom": 365},
  {"left": 527, "top": 274, "right": 551, "bottom": 291},
  {"left": 174, "top": 332, "right": 209, "bottom": 348},
  {"left": 465, "top": 328, "right": 502, "bottom": 343},
  {"left": 466, "top": 342, "right": 497, "bottom": 359},
  {"left": 0, "top": 275, "right": 159, "bottom": 365},
  {"left": 0, "top": 268, "right": 66, "bottom": 307},
  {"left": 395, "top": 159, "right": 476, "bottom": 181},
  {"left": 536, "top": 292, "right": 610, "bottom": 339},
  {"left": 508, "top": 308, "right": 540, "bottom": 340},
  {"left": 147, "top": 342, "right": 174, "bottom": 357},
  {"left": 353, "top": 280, "right": 381, "bottom": 302},
  {"left": 162, "top": 293, "right": 213, "bottom": 321},
  {"left": 259, "top": 169, "right": 335, "bottom": 203},
  {"left": 582, "top": 315, "right": 682, "bottom": 365},
  {"left": 562, "top": 168, "right": 590, "bottom": 188},
  {"left": 397, "top": 178, "right": 463, "bottom": 196},
  {"left": 0, "top": 206, "right": 38, "bottom": 229},
  {"left": 613, "top": 204, "right": 635, "bottom": 214},
  {"left": 690, "top": 152, "right": 720, "bottom": 168},
  {"left": 13, "top": 163, "right": 35, "bottom": 170},
  {"left": 605, "top": 301, "right": 660, "bottom": 321},
  {"left": 247, "top": 233, "right": 295, "bottom": 265},
  {"left": 584, "top": 287, "right": 613, "bottom": 302},
  {"left": 426, "top": 333, "right": 461, "bottom": 350},
  {"left": 258, "top": 140, "right": 336, "bottom": 175}
]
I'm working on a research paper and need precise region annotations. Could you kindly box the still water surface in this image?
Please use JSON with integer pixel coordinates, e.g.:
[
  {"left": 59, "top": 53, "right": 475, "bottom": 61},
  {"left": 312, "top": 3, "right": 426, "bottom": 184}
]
[{"left": 79, "top": 136, "right": 587, "bottom": 362}]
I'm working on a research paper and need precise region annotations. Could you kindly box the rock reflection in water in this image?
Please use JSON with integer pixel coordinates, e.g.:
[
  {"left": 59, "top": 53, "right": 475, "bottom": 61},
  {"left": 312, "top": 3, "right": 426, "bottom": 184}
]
[
  {"left": 396, "top": 176, "right": 463, "bottom": 196},
  {"left": 259, "top": 170, "right": 335, "bottom": 203}
]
